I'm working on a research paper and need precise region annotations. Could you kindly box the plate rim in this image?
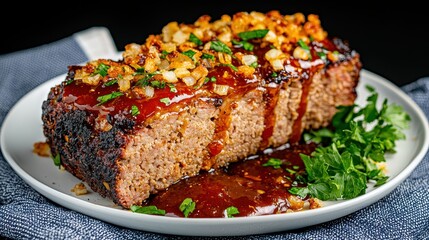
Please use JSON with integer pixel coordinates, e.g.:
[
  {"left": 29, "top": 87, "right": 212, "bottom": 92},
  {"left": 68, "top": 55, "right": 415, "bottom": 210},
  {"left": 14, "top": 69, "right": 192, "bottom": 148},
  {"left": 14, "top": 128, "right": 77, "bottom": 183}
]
[{"left": 1, "top": 69, "right": 428, "bottom": 236}]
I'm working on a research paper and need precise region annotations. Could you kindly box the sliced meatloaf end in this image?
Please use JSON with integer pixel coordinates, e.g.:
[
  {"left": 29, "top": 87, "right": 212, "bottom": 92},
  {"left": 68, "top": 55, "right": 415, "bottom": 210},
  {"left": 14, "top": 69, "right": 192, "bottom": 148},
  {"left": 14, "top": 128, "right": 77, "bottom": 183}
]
[
  {"left": 303, "top": 55, "right": 361, "bottom": 131},
  {"left": 116, "top": 99, "right": 218, "bottom": 207}
]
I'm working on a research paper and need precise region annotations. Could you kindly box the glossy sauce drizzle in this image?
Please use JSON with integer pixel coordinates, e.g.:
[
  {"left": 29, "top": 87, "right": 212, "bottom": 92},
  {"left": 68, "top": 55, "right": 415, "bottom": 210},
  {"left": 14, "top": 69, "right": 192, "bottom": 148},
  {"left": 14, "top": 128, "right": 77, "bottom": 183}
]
[
  {"left": 62, "top": 38, "right": 347, "bottom": 166},
  {"left": 143, "top": 143, "right": 318, "bottom": 218}
]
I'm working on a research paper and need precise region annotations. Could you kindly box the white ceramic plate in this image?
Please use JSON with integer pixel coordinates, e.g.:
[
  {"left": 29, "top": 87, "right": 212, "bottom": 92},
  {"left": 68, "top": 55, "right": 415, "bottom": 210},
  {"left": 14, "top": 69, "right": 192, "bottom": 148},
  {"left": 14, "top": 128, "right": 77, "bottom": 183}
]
[{"left": 1, "top": 69, "right": 428, "bottom": 236}]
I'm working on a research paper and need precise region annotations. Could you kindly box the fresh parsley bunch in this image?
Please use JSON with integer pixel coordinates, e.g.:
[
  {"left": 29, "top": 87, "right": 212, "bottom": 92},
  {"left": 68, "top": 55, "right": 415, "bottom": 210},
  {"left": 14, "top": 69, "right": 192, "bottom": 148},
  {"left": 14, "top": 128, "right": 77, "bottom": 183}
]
[{"left": 290, "top": 85, "right": 411, "bottom": 200}]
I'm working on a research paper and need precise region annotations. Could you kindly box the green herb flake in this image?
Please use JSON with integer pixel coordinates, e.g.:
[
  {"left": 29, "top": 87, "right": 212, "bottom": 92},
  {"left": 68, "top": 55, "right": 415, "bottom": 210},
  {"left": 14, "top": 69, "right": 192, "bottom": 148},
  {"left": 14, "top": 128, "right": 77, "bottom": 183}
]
[
  {"left": 189, "top": 33, "right": 203, "bottom": 46},
  {"left": 250, "top": 62, "right": 258, "bottom": 68},
  {"left": 95, "top": 63, "right": 110, "bottom": 77},
  {"left": 242, "top": 41, "right": 254, "bottom": 51},
  {"left": 292, "top": 165, "right": 300, "bottom": 170},
  {"left": 168, "top": 83, "right": 177, "bottom": 93},
  {"left": 220, "top": 63, "right": 237, "bottom": 71},
  {"left": 150, "top": 80, "right": 166, "bottom": 89},
  {"left": 232, "top": 40, "right": 254, "bottom": 51},
  {"left": 202, "top": 53, "right": 215, "bottom": 60},
  {"left": 179, "top": 198, "right": 196, "bottom": 218},
  {"left": 289, "top": 187, "right": 310, "bottom": 198},
  {"left": 297, "top": 39, "right": 310, "bottom": 51},
  {"left": 210, "top": 40, "right": 232, "bottom": 55},
  {"left": 96, "top": 92, "right": 123, "bottom": 105},
  {"left": 65, "top": 79, "right": 74, "bottom": 85},
  {"left": 131, "top": 105, "right": 140, "bottom": 116},
  {"left": 203, "top": 76, "right": 217, "bottom": 84},
  {"left": 238, "top": 29, "right": 269, "bottom": 41},
  {"left": 104, "top": 79, "right": 118, "bottom": 87},
  {"left": 52, "top": 154, "right": 61, "bottom": 166},
  {"left": 271, "top": 72, "right": 278, "bottom": 77},
  {"left": 134, "top": 68, "right": 146, "bottom": 75},
  {"left": 317, "top": 51, "right": 327, "bottom": 60},
  {"left": 182, "top": 50, "right": 196, "bottom": 59},
  {"left": 161, "top": 50, "right": 169, "bottom": 59},
  {"left": 160, "top": 97, "right": 170, "bottom": 106},
  {"left": 262, "top": 158, "right": 283, "bottom": 169},
  {"left": 286, "top": 168, "right": 297, "bottom": 174},
  {"left": 303, "top": 128, "right": 334, "bottom": 144},
  {"left": 225, "top": 206, "right": 239, "bottom": 218},
  {"left": 130, "top": 205, "right": 166, "bottom": 215}
]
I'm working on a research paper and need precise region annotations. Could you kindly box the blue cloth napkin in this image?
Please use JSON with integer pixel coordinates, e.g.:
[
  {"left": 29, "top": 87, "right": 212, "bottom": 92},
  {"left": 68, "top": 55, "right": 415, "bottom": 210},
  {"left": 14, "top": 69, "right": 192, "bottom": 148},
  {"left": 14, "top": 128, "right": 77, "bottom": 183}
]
[{"left": 1, "top": 30, "right": 428, "bottom": 240}]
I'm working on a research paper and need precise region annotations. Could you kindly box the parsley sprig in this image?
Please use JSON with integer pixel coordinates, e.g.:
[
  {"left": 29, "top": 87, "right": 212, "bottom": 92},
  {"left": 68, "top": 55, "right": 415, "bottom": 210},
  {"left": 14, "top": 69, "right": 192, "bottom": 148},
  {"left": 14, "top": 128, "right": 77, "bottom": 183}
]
[
  {"left": 290, "top": 85, "right": 411, "bottom": 200},
  {"left": 130, "top": 205, "right": 166, "bottom": 215},
  {"left": 93, "top": 63, "right": 110, "bottom": 77},
  {"left": 96, "top": 92, "right": 123, "bottom": 105},
  {"left": 233, "top": 29, "right": 269, "bottom": 51},
  {"left": 179, "top": 198, "right": 196, "bottom": 218}
]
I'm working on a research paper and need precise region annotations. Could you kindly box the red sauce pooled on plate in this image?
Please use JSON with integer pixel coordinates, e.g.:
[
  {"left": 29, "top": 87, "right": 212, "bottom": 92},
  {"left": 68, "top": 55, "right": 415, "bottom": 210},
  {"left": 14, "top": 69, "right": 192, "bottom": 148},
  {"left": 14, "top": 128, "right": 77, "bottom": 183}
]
[{"left": 143, "top": 143, "right": 317, "bottom": 218}]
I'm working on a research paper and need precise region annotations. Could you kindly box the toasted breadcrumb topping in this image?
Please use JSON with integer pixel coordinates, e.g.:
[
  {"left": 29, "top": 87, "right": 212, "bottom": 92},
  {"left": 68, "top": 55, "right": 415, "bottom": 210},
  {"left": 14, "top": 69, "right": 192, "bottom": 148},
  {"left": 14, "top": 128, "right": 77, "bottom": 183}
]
[{"left": 72, "top": 11, "right": 331, "bottom": 97}]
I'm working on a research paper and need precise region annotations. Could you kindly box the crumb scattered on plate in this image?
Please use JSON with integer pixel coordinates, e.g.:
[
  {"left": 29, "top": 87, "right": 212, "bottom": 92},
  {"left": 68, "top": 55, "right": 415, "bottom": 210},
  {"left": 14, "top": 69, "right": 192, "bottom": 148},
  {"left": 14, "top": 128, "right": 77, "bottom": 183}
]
[
  {"left": 71, "top": 182, "right": 89, "bottom": 196},
  {"left": 33, "top": 141, "right": 50, "bottom": 157}
]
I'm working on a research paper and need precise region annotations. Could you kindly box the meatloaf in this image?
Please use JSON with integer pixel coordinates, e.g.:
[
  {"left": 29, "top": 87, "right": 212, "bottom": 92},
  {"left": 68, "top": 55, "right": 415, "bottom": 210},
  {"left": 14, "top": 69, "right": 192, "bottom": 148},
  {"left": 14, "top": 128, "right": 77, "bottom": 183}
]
[{"left": 41, "top": 11, "right": 361, "bottom": 209}]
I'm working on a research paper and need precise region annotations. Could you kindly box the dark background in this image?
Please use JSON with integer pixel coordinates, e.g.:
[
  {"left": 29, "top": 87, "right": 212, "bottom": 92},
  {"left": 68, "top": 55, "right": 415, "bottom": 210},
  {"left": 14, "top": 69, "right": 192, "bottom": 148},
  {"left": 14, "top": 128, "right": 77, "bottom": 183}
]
[{"left": 2, "top": 1, "right": 428, "bottom": 87}]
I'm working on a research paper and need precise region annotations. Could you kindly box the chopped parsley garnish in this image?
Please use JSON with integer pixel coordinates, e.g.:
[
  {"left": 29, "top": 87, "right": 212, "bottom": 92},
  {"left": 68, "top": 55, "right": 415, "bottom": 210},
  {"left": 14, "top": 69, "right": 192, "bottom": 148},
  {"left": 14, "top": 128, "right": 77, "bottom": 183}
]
[
  {"left": 134, "top": 68, "right": 146, "bottom": 75},
  {"left": 250, "top": 62, "right": 258, "bottom": 68},
  {"left": 96, "top": 92, "right": 123, "bottom": 105},
  {"left": 189, "top": 33, "right": 203, "bottom": 46},
  {"left": 160, "top": 97, "right": 170, "bottom": 105},
  {"left": 271, "top": 72, "right": 278, "bottom": 77},
  {"left": 262, "top": 158, "right": 283, "bottom": 169},
  {"left": 286, "top": 168, "right": 297, "bottom": 174},
  {"left": 130, "top": 205, "right": 166, "bottom": 215},
  {"left": 179, "top": 198, "right": 196, "bottom": 218},
  {"left": 204, "top": 76, "right": 217, "bottom": 84},
  {"left": 160, "top": 50, "right": 169, "bottom": 59},
  {"left": 210, "top": 40, "right": 232, "bottom": 55},
  {"left": 135, "top": 70, "right": 161, "bottom": 87},
  {"left": 297, "top": 39, "right": 310, "bottom": 51},
  {"left": 94, "top": 63, "right": 110, "bottom": 77},
  {"left": 150, "top": 80, "right": 165, "bottom": 89},
  {"left": 182, "top": 50, "right": 196, "bottom": 59},
  {"left": 52, "top": 153, "right": 61, "bottom": 166},
  {"left": 232, "top": 40, "right": 254, "bottom": 51},
  {"left": 238, "top": 29, "right": 269, "bottom": 41},
  {"left": 225, "top": 206, "right": 239, "bottom": 218},
  {"left": 202, "top": 53, "right": 215, "bottom": 60},
  {"left": 317, "top": 51, "right": 327, "bottom": 60},
  {"left": 104, "top": 79, "right": 118, "bottom": 87},
  {"left": 289, "top": 85, "right": 411, "bottom": 200},
  {"left": 220, "top": 63, "right": 237, "bottom": 71},
  {"left": 65, "top": 79, "right": 74, "bottom": 85},
  {"left": 297, "top": 39, "right": 312, "bottom": 60},
  {"left": 131, "top": 105, "right": 140, "bottom": 116},
  {"left": 168, "top": 83, "right": 177, "bottom": 93}
]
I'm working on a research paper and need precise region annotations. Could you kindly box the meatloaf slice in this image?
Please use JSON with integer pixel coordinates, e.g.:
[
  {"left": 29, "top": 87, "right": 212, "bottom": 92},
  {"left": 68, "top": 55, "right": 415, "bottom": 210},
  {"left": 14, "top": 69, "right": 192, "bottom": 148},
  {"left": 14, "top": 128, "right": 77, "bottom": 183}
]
[{"left": 41, "top": 11, "right": 362, "bottom": 208}]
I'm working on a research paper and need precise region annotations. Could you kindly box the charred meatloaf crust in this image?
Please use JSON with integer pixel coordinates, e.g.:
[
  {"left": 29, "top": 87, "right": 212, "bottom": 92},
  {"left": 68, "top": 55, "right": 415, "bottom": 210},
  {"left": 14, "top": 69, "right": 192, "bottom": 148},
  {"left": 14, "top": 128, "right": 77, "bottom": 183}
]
[{"left": 42, "top": 11, "right": 361, "bottom": 208}]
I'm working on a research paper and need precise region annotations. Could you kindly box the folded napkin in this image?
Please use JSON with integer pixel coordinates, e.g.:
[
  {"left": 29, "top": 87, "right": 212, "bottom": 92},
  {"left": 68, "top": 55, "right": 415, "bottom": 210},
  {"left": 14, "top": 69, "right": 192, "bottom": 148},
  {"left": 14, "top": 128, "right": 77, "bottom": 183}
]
[{"left": 0, "top": 28, "right": 428, "bottom": 240}]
